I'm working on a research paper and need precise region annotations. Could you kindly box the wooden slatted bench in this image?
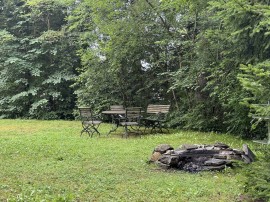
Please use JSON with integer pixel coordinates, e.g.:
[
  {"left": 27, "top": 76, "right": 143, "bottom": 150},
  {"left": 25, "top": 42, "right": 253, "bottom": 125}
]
[{"left": 143, "top": 104, "right": 170, "bottom": 133}]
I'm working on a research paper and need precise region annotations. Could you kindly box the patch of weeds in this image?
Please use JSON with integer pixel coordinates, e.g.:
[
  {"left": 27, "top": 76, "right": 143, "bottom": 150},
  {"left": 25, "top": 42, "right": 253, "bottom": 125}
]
[{"left": 56, "top": 156, "right": 64, "bottom": 161}]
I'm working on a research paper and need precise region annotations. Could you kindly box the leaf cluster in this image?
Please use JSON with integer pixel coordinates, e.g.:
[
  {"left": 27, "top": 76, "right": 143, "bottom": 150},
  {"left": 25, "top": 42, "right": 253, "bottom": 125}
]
[{"left": 244, "top": 147, "right": 270, "bottom": 202}]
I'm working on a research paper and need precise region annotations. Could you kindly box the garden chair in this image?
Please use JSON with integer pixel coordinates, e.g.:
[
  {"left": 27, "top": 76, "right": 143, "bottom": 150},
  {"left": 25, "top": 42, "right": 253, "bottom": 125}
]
[
  {"left": 78, "top": 107, "right": 102, "bottom": 137},
  {"left": 109, "top": 105, "right": 125, "bottom": 124},
  {"left": 119, "top": 107, "right": 142, "bottom": 138}
]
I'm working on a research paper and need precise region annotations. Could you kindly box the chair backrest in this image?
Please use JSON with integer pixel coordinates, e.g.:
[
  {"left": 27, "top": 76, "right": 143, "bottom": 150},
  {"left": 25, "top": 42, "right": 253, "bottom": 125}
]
[
  {"left": 125, "top": 107, "right": 142, "bottom": 122},
  {"left": 146, "top": 104, "right": 170, "bottom": 114},
  {"left": 78, "top": 107, "right": 93, "bottom": 121},
  {"left": 110, "top": 105, "right": 124, "bottom": 111}
]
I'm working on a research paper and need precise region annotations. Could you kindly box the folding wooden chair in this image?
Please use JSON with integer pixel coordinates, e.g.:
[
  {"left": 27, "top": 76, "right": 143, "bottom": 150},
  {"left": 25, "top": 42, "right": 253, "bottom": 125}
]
[
  {"left": 78, "top": 107, "right": 102, "bottom": 137},
  {"left": 120, "top": 107, "right": 142, "bottom": 138}
]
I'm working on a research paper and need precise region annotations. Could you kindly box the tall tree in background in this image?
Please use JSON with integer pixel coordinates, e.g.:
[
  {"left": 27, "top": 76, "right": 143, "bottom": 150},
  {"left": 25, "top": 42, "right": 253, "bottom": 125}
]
[
  {"left": 237, "top": 1, "right": 270, "bottom": 138},
  {"left": 0, "top": 0, "right": 79, "bottom": 119},
  {"left": 193, "top": 0, "right": 270, "bottom": 136},
  {"left": 70, "top": 0, "right": 207, "bottom": 111},
  {"left": 71, "top": 0, "right": 172, "bottom": 109}
]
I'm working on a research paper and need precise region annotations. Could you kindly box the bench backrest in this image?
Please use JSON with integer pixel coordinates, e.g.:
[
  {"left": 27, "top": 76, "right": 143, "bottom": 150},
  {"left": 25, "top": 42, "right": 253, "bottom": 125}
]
[
  {"left": 110, "top": 105, "right": 124, "bottom": 111},
  {"left": 146, "top": 104, "right": 170, "bottom": 114}
]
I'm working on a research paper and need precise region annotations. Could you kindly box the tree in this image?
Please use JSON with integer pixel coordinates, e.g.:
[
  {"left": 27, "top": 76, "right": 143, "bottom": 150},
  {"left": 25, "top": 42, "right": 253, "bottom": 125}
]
[
  {"left": 0, "top": 0, "right": 79, "bottom": 119},
  {"left": 182, "top": 0, "right": 270, "bottom": 136}
]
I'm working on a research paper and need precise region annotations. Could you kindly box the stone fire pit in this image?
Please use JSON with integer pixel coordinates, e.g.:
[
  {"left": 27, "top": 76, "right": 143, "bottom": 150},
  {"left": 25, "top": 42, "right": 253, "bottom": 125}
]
[{"left": 150, "top": 143, "right": 255, "bottom": 172}]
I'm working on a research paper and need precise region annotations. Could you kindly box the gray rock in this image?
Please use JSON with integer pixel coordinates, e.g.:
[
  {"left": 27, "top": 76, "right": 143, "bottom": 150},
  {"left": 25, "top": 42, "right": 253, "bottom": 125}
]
[
  {"left": 181, "top": 149, "right": 220, "bottom": 157},
  {"left": 242, "top": 144, "right": 256, "bottom": 162},
  {"left": 232, "top": 149, "right": 245, "bottom": 155},
  {"left": 164, "top": 150, "right": 174, "bottom": 155},
  {"left": 241, "top": 155, "right": 252, "bottom": 164},
  {"left": 214, "top": 142, "right": 230, "bottom": 149},
  {"left": 179, "top": 144, "right": 199, "bottom": 150},
  {"left": 205, "top": 146, "right": 215, "bottom": 150},
  {"left": 213, "top": 154, "right": 228, "bottom": 159},
  {"left": 201, "top": 164, "right": 226, "bottom": 171},
  {"left": 158, "top": 155, "right": 179, "bottom": 167},
  {"left": 204, "top": 158, "right": 226, "bottom": 166},
  {"left": 173, "top": 150, "right": 186, "bottom": 155},
  {"left": 150, "top": 152, "right": 162, "bottom": 162},
  {"left": 219, "top": 150, "right": 235, "bottom": 155},
  {"left": 154, "top": 144, "right": 174, "bottom": 154}
]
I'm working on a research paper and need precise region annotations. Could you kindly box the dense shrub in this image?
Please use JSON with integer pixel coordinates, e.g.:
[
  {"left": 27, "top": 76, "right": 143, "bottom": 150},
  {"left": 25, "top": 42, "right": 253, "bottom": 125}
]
[{"left": 245, "top": 146, "right": 270, "bottom": 202}]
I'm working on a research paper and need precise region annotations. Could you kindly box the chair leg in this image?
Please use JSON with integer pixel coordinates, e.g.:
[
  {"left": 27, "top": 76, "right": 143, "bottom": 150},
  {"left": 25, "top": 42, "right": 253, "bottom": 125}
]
[
  {"left": 138, "top": 125, "right": 143, "bottom": 138},
  {"left": 123, "top": 125, "right": 128, "bottom": 138},
  {"left": 91, "top": 125, "right": 101, "bottom": 137},
  {"left": 81, "top": 128, "right": 92, "bottom": 137},
  {"left": 82, "top": 123, "right": 103, "bottom": 138}
]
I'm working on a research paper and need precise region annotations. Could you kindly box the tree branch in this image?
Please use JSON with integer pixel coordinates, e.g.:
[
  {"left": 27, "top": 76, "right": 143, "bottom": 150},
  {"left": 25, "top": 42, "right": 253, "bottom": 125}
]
[{"left": 145, "top": 0, "right": 172, "bottom": 35}]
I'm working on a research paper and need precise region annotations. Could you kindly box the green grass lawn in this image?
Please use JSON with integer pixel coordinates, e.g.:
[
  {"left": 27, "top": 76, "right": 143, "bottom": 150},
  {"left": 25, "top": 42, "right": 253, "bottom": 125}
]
[{"left": 0, "top": 119, "right": 263, "bottom": 201}]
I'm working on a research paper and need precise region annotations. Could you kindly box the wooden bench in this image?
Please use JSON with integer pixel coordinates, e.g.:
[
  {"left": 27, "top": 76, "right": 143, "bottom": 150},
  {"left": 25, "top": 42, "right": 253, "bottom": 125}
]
[{"left": 143, "top": 104, "right": 170, "bottom": 133}]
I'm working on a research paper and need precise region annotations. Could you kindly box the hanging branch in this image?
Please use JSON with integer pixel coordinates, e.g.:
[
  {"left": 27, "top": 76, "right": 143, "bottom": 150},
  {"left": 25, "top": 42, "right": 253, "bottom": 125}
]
[{"left": 145, "top": 0, "right": 172, "bottom": 35}]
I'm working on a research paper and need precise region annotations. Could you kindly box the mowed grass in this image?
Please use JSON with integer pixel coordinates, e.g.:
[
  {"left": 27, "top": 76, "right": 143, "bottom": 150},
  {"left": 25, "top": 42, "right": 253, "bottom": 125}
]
[{"left": 0, "top": 119, "right": 261, "bottom": 201}]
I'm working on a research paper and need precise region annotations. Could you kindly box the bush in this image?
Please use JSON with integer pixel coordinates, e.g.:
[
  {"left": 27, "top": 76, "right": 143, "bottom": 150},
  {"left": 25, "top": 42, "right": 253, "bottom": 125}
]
[{"left": 244, "top": 146, "right": 270, "bottom": 202}]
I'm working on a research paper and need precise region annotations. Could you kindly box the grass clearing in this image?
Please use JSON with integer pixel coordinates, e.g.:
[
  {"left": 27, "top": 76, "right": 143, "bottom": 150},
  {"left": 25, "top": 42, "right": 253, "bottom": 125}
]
[{"left": 0, "top": 119, "right": 263, "bottom": 201}]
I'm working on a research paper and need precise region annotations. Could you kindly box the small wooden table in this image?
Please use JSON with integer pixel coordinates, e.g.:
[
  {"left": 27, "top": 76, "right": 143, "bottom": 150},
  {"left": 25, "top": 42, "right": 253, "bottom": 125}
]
[
  {"left": 102, "top": 110, "right": 126, "bottom": 136},
  {"left": 252, "top": 116, "right": 270, "bottom": 145}
]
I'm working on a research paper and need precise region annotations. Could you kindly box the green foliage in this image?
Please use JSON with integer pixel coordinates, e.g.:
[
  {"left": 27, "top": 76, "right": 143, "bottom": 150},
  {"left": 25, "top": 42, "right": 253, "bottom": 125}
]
[
  {"left": 239, "top": 62, "right": 270, "bottom": 116},
  {"left": 244, "top": 146, "right": 270, "bottom": 202},
  {"left": 185, "top": 0, "right": 270, "bottom": 137},
  {"left": 0, "top": 30, "right": 15, "bottom": 44},
  {"left": 0, "top": 0, "right": 79, "bottom": 119},
  {"left": 70, "top": 0, "right": 189, "bottom": 109}
]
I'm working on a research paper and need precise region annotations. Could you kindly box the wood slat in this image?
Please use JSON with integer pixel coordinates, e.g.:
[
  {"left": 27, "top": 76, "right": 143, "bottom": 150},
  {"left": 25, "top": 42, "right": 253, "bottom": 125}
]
[
  {"left": 110, "top": 105, "right": 124, "bottom": 111},
  {"left": 147, "top": 104, "right": 170, "bottom": 114}
]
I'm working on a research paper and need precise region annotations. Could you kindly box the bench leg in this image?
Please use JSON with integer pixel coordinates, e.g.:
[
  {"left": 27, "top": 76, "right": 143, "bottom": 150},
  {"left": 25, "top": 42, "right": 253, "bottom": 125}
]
[{"left": 147, "top": 121, "right": 168, "bottom": 134}]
